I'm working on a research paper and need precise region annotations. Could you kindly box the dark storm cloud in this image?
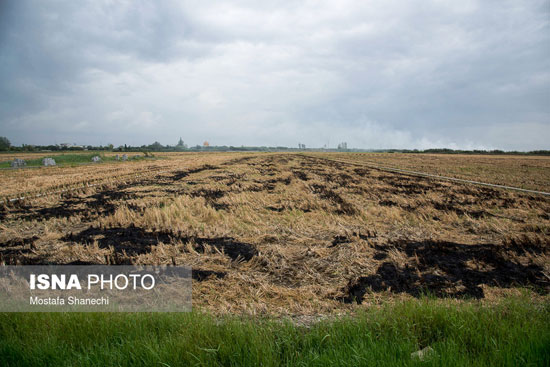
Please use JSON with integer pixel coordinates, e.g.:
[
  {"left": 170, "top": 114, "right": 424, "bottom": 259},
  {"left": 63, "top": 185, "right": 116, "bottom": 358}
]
[{"left": 0, "top": 0, "right": 549, "bottom": 149}]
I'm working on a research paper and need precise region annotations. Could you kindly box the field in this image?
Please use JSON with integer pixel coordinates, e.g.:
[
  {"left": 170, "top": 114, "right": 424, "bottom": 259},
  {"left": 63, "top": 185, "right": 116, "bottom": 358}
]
[
  {"left": 1, "top": 151, "right": 549, "bottom": 312},
  {"left": 318, "top": 152, "right": 550, "bottom": 192},
  {"left": 1, "top": 151, "right": 549, "bottom": 365}
]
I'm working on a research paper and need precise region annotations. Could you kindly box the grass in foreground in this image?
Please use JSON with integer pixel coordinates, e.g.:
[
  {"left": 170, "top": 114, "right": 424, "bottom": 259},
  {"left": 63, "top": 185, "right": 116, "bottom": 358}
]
[{"left": 0, "top": 297, "right": 548, "bottom": 367}]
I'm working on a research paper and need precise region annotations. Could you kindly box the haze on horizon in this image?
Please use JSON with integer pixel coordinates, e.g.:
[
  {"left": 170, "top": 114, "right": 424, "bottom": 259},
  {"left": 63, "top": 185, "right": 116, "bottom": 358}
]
[{"left": 0, "top": 0, "right": 549, "bottom": 150}]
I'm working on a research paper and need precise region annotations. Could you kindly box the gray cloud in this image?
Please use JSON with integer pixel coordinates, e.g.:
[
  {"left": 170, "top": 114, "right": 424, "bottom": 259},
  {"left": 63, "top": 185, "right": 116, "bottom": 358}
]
[{"left": 1, "top": 0, "right": 549, "bottom": 149}]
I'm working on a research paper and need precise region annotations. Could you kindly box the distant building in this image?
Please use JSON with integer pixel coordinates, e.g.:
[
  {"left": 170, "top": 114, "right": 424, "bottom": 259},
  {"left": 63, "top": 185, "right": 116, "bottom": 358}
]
[{"left": 203, "top": 141, "right": 210, "bottom": 147}]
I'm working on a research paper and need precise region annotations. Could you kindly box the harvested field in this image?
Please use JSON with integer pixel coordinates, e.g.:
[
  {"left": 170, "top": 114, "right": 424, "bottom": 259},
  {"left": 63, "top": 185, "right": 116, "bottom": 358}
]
[
  {"left": 316, "top": 152, "right": 550, "bottom": 192},
  {"left": 1, "top": 152, "right": 549, "bottom": 315}
]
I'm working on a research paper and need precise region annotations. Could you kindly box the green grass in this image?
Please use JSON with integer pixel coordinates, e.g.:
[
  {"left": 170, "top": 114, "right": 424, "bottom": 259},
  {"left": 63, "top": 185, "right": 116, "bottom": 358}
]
[
  {"left": 1, "top": 153, "right": 150, "bottom": 168},
  {"left": 0, "top": 297, "right": 548, "bottom": 366}
]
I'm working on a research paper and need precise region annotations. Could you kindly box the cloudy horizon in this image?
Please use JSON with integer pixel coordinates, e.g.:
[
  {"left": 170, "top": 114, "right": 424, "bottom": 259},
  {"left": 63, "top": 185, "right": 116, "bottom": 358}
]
[{"left": 1, "top": 0, "right": 549, "bottom": 150}]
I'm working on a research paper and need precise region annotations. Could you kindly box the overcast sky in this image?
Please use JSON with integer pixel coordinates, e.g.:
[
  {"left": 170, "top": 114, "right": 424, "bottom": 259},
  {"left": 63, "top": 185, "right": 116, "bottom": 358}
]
[{"left": 1, "top": 1, "right": 549, "bottom": 150}]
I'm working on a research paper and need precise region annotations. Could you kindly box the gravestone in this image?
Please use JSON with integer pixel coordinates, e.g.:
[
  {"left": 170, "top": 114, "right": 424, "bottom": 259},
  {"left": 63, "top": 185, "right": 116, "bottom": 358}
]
[
  {"left": 42, "top": 158, "right": 56, "bottom": 166},
  {"left": 91, "top": 156, "right": 101, "bottom": 163},
  {"left": 10, "top": 158, "right": 26, "bottom": 168},
  {"left": 122, "top": 154, "right": 128, "bottom": 161},
  {"left": 115, "top": 155, "right": 120, "bottom": 160}
]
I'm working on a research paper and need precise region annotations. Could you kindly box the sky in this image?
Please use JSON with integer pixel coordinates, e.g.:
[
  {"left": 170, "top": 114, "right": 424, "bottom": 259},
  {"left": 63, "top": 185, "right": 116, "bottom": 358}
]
[{"left": 0, "top": 0, "right": 549, "bottom": 150}]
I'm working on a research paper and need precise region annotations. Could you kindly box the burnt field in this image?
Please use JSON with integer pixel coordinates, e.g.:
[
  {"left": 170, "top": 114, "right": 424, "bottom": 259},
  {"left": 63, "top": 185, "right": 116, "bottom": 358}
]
[{"left": 1, "top": 153, "right": 549, "bottom": 314}]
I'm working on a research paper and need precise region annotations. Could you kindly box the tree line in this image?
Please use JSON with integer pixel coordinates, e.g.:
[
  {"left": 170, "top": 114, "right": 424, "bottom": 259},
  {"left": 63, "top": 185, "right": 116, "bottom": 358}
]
[{"left": 0, "top": 136, "right": 548, "bottom": 155}]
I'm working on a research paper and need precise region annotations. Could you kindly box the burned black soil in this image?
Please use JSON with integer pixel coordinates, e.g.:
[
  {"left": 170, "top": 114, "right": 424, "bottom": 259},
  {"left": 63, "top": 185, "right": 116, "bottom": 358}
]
[
  {"left": 342, "top": 239, "right": 550, "bottom": 303},
  {"left": 0, "top": 236, "right": 39, "bottom": 247},
  {"left": 310, "top": 184, "right": 357, "bottom": 215},
  {"left": 191, "top": 188, "right": 227, "bottom": 210},
  {"left": 192, "top": 269, "right": 227, "bottom": 281},
  {"left": 378, "top": 199, "right": 417, "bottom": 212},
  {"left": 62, "top": 225, "right": 257, "bottom": 262},
  {"left": 292, "top": 170, "right": 309, "bottom": 181},
  {"left": 0, "top": 236, "right": 40, "bottom": 264},
  {"left": 4, "top": 185, "right": 139, "bottom": 221},
  {"left": 1, "top": 163, "right": 227, "bottom": 221},
  {"left": 329, "top": 231, "right": 377, "bottom": 247}
]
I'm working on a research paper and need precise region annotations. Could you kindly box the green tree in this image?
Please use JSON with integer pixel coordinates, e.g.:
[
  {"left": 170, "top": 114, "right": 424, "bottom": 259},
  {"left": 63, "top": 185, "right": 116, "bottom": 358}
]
[
  {"left": 148, "top": 141, "right": 163, "bottom": 151},
  {"left": 0, "top": 136, "right": 11, "bottom": 151}
]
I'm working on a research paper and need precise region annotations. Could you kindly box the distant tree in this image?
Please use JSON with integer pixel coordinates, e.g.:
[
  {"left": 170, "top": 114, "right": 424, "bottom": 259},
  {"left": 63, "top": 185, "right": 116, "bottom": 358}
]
[
  {"left": 148, "top": 141, "right": 163, "bottom": 151},
  {"left": 0, "top": 136, "right": 11, "bottom": 151},
  {"left": 22, "top": 144, "right": 36, "bottom": 152}
]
